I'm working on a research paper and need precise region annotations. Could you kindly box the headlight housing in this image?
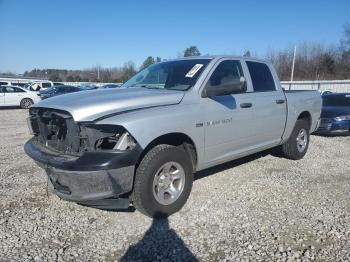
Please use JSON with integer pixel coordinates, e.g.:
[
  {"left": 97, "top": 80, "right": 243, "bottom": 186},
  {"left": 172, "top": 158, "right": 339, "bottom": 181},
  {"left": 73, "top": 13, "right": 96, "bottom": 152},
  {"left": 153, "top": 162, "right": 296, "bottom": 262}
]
[
  {"left": 334, "top": 115, "right": 350, "bottom": 121},
  {"left": 80, "top": 124, "right": 137, "bottom": 152}
]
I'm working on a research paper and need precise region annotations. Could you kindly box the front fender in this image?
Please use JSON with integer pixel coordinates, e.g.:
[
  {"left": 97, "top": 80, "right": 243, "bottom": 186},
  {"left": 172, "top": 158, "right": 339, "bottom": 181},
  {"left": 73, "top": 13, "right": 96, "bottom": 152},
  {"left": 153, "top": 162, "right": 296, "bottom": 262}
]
[{"left": 95, "top": 104, "right": 205, "bottom": 165}]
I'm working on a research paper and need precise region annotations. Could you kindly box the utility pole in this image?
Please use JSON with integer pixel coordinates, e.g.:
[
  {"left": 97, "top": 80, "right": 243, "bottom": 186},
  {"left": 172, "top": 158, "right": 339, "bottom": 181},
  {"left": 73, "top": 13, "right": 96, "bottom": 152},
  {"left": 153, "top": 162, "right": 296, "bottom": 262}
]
[
  {"left": 290, "top": 45, "right": 297, "bottom": 82},
  {"left": 97, "top": 66, "right": 100, "bottom": 82}
]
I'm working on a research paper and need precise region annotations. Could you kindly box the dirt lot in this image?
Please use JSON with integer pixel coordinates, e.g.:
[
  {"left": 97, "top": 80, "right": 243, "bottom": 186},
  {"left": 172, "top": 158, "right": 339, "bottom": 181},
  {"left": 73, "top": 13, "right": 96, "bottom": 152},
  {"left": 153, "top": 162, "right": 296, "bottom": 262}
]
[{"left": 0, "top": 109, "right": 350, "bottom": 261}]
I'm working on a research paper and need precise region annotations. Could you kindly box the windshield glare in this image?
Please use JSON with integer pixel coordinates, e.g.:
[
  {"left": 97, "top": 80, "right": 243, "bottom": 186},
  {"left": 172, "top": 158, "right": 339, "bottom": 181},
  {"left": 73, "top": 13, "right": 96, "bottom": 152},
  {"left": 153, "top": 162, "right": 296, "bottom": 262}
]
[{"left": 122, "top": 59, "right": 211, "bottom": 91}]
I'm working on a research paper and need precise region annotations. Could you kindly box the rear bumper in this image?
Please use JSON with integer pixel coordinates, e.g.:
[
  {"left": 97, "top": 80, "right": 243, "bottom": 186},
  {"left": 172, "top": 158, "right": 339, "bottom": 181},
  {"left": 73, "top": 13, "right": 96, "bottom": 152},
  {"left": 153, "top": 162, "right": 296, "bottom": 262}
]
[{"left": 24, "top": 138, "right": 142, "bottom": 205}]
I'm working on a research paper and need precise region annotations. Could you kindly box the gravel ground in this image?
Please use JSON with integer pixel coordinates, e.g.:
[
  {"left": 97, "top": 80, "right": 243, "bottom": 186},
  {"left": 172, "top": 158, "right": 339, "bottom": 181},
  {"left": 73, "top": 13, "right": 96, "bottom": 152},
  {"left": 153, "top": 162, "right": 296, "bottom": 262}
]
[{"left": 0, "top": 109, "right": 350, "bottom": 261}]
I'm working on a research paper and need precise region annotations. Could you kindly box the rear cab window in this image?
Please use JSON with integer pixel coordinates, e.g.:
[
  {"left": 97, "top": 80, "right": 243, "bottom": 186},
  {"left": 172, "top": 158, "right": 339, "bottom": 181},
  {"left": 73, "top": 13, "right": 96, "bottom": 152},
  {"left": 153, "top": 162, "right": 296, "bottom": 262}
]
[{"left": 246, "top": 61, "right": 276, "bottom": 92}]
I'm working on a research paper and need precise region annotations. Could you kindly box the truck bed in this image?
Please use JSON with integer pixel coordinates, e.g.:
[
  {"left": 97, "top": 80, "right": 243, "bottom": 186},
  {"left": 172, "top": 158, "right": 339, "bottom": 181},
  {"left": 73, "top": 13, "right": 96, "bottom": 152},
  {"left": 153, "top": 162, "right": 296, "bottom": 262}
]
[{"left": 282, "top": 89, "right": 322, "bottom": 139}]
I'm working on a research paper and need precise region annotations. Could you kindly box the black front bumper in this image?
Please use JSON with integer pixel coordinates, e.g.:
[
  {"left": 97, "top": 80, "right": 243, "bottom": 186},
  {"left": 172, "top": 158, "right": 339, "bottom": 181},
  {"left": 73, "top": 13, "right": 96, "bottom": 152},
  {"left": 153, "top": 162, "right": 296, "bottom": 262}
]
[{"left": 24, "top": 139, "right": 142, "bottom": 206}]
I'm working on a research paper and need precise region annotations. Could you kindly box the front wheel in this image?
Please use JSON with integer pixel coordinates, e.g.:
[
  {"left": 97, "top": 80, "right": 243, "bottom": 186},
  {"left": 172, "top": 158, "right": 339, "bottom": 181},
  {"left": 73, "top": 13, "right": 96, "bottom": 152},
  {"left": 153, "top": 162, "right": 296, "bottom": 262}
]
[
  {"left": 280, "top": 119, "right": 310, "bottom": 160},
  {"left": 132, "top": 144, "right": 193, "bottom": 218},
  {"left": 20, "top": 98, "right": 33, "bottom": 109}
]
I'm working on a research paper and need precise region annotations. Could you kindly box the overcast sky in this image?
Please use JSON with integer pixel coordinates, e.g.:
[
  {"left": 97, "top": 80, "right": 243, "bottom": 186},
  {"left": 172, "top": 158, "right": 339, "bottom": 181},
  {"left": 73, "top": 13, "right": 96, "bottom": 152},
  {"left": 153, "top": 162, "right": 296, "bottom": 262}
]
[{"left": 1, "top": 0, "right": 349, "bottom": 73}]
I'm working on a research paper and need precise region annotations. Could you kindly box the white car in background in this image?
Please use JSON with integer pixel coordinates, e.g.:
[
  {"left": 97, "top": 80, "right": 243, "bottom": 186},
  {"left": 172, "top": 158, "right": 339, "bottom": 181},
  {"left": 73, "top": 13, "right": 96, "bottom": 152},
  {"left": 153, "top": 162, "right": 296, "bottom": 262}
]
[
  {"left": 24, "top": 81, "right": 54, "bottom": 91},
  {"left": 0, "top": 85, "right": 41, "bottom": 109}
]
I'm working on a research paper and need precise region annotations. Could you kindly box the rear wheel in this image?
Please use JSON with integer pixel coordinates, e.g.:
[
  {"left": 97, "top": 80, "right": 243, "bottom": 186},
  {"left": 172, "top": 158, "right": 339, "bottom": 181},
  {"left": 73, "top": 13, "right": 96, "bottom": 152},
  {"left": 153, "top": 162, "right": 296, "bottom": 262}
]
[
  {"left": 20, "top": 98, "right": 33, "bottom": 109},
  {"left": 280, "top": 119, "right": 310, "bottom": 160},
  {"left": 132, "top": 144, "right": 193, "bottom": 218}
]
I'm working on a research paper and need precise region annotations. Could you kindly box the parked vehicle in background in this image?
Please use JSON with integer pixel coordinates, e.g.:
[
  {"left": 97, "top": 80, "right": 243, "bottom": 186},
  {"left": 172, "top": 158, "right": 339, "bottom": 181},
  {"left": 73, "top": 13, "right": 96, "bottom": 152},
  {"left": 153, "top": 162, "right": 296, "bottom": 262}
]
[
  {"left": 315, "top": 93, "right": 350, "bottom": 135},
  {"left": 101, "top": 84, "right": 120, "bottom": 89},
  {"left": 53, "top": 82, "right": 64, "bottom": 86},
  {"left": 39, "top": 85, "right": 81, "bottom": 100},
  {"left": 11, "top": 83, "right": 28, "bottom": 88},
  {"left": 0, "top": 85, "right": 40, "bottom": 109},
  {"left": 79, "top": 84, "right": 99, "bottom": 90},
  {"left": 0, "top": 81, "right": 28, "bottom": 87},
  {"left": 24, "top": 81, "right": 54, "bottom": 91},
  {"left": 320, "top": 90, "right": 332, "bottom": 95},
  {"left": 24, "top": 56, "right": 322, "bottom": 218},
  {"left": 0, "top": 81, "right": 10, "bottom": 86}
]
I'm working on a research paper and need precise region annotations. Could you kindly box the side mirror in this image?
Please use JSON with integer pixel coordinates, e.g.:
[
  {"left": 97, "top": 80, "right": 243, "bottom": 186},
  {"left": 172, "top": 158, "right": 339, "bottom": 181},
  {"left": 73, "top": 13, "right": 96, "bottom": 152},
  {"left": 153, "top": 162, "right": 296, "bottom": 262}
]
[{"left": 202, "top": 76, "right": 247, "bottom": 98}]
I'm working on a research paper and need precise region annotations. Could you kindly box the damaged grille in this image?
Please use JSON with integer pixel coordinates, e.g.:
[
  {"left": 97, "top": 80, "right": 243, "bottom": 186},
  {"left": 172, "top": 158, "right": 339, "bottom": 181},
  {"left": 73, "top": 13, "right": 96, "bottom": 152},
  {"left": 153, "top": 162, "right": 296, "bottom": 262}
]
[{"left": 28, "top": 108, "right": 82, "bottom": 155}]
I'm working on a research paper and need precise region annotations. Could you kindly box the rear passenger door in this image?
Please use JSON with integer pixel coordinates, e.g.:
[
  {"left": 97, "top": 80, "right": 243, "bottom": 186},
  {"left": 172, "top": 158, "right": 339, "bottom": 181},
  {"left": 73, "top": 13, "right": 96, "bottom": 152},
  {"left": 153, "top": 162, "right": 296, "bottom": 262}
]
[{"left": 245, "top": 61, "right": 287, "bottom": 147}]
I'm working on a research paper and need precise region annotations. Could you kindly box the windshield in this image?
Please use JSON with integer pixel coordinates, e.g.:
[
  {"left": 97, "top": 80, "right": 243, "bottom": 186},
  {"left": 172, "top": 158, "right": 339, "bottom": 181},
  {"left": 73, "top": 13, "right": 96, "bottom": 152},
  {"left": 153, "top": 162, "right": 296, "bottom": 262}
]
[
  {"left": 322, "top": 94, "right": 350, "bottom": 107},
  {"left": 122, "top": 59, "right": 211, "bottom": 91}
]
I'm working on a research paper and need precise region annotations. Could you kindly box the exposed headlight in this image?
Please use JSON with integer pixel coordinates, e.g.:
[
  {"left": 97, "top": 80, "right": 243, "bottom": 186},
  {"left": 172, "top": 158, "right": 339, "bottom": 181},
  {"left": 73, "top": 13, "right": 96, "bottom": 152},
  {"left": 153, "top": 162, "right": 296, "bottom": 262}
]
[
  {"left": 95, "top": 132, "right": 136, "bottom": 151},
  {"left": 80, "top": 124, "right": 137, "bottom": 152},
  {"left": 334, "top": 115, "right": 350, "bottom": 121}
]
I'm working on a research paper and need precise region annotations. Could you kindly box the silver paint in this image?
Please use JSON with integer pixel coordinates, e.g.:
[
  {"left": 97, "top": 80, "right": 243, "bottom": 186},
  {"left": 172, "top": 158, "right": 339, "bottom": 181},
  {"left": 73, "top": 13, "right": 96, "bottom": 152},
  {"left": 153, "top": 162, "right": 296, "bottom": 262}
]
[{"left": 31, "top": 56, "right": 322, "bottom": 172}]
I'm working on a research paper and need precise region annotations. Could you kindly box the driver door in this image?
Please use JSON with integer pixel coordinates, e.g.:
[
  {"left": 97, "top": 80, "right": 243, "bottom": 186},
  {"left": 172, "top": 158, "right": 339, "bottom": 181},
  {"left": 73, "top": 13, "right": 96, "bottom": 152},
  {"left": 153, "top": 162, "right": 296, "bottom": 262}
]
[{"left": 200, "top": 59, "right": 257, "bottom": 165}]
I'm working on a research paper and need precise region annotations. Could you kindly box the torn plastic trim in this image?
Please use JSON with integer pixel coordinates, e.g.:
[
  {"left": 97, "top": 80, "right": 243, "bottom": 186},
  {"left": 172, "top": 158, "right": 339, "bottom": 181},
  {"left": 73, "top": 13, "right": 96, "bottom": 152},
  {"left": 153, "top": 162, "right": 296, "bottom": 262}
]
[{"left": 79, "top": 124, "right": 138, "bottom": 152}]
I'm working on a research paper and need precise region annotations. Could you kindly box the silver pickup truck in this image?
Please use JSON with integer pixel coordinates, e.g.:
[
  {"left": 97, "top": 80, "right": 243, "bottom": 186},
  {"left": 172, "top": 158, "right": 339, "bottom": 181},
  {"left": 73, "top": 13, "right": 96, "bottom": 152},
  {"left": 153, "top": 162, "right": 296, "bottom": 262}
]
[{"left": 25, "top": 56, "right": 322, "bottom": 217}]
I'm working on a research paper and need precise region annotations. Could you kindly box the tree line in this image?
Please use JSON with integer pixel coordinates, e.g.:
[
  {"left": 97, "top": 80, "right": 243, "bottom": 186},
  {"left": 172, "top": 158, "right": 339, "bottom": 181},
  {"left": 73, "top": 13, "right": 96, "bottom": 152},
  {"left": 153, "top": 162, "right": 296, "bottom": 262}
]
[
  {"left": 7, "top": 46, "right": 198, "bottom": 83},
  {"left": 266, "top": 28, "right": 350, "bottom": 80},
  {"left": 2, "top": 25, "right": 349, "bottom": 82}
]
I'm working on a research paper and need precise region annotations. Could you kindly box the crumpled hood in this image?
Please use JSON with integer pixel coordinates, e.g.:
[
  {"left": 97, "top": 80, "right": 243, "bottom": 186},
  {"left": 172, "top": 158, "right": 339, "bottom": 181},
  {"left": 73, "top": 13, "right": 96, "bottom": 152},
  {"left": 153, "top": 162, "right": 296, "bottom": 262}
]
[
  {"left": 33, "top": 88, "right": 185, "bottom": 121},
  {"left": 321, "top": 106, "right": 350, "bottom": 118}
]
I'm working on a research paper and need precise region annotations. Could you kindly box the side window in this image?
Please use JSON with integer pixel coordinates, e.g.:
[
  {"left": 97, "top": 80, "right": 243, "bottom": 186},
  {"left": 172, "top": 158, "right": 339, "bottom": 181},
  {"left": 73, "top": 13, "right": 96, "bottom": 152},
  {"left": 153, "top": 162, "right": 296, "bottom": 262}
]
[
  {"left": 246, "top": 61, "right": 276, "bottom": 92},
  {"left": 0, "top": 82, "right": 8, "bottom": 85},
  {"left": 5, "top": 87, "right": 15, "bottom": 93},
  {"left": 42, "top": 83, "right": 51, "bottom": 88},
  {"left": 14, "top": 87, "right": 25, "bottom": 93},
  {"left": 206, "top": 60, "right": 244, "bottom": 90}
]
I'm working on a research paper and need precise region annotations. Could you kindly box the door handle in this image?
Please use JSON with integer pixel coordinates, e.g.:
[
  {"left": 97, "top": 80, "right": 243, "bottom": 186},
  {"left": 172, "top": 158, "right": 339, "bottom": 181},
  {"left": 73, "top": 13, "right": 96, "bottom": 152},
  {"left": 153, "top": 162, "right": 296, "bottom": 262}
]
[
  {"left": 276, "top": 99, "right": 285, "bottom": 104},
  {"left": 240, "top": 102, "right": 253, "bottom": 108}
]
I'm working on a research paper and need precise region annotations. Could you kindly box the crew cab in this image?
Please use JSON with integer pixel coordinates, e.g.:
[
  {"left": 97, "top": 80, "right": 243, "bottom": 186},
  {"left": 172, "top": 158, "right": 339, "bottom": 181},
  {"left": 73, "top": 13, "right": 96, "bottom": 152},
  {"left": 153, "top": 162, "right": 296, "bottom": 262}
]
[{"left": 24, "top": 56, "right": 322, "bottom": 217}]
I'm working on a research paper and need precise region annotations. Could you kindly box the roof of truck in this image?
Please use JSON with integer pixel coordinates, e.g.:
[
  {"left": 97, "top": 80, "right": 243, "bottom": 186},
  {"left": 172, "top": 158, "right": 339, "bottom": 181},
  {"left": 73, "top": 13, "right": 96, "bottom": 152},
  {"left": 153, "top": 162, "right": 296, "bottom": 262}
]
[{"left": 167, "top": 55, "right": 268, "bottom": 63}]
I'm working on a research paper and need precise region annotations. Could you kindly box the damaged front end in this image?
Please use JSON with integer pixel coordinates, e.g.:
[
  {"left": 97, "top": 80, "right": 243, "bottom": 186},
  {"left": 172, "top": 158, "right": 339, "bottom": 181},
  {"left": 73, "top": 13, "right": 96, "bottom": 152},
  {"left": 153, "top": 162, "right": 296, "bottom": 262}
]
[{"left": 24, "top": 107, "right": 142, "bottom": 209}]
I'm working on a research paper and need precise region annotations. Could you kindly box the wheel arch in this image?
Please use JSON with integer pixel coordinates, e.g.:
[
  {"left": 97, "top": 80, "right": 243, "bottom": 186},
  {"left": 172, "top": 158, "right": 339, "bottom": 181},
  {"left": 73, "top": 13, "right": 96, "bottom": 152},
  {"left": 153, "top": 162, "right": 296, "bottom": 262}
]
[
  {"left": 137, "top": 132, "right": 198, "bottom": 172},
  {"left": 297, "top": 111, "right": 312, "bottom": 130}
]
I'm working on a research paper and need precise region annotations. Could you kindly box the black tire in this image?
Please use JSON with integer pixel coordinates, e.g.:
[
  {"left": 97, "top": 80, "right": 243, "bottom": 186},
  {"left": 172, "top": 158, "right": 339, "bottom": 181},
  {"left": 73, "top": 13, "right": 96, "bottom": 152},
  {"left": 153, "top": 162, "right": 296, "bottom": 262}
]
[
  {"left": 281, "top": 119, "right": 310, "bottom": 160},
  {"left": 20, "top": 98, "right": 33, "bottom": 109},
  {"left": 132, "top": 144, "right": 193, "bottom": 218}
]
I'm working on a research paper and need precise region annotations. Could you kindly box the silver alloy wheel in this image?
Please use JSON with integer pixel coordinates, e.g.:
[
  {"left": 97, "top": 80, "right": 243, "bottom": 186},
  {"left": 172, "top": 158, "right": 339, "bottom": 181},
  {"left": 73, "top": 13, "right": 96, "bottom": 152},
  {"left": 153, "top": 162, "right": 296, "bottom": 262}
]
[
  {"left": 152, "top": 161, "right": 186, "bottom": 205},
  {"left": 22, "top": 99, "right": 32, "bottom": 109},
  {"left": 296, "top": 128, "right": 308, "bottom": 153}
]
